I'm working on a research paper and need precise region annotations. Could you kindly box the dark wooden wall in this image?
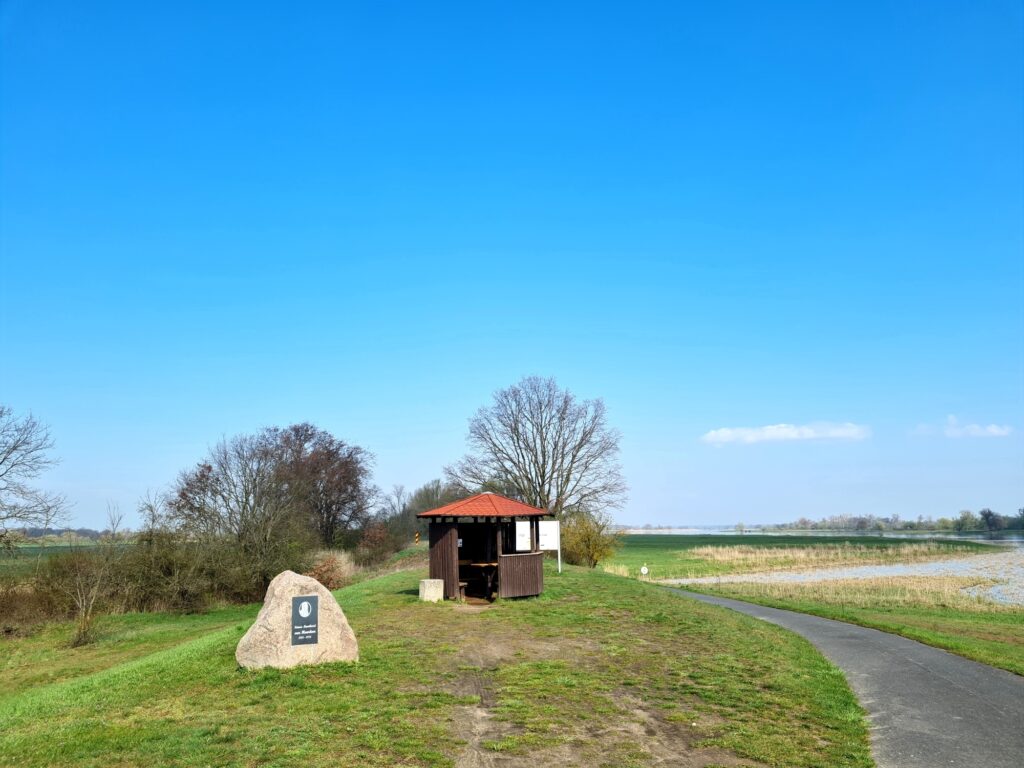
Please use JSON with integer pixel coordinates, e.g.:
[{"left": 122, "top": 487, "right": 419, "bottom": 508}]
[
  {"left": 428, "top": 521, "right": 460, "bottom": 599},
  {"left": 498, "top": 552, "right": 544, "bottom": 598}
]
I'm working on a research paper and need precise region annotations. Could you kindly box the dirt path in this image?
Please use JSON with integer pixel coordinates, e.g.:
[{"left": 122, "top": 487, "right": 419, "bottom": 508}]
[{"left": 669, "top": 589, "right": 1024, "bottom": 768}]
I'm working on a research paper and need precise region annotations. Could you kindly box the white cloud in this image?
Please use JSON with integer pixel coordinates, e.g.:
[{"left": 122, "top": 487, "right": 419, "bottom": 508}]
[
  {"left": 700, "top": 422, "right": 871, "bottom": 445},
  {"left": 943, "top": 415, "right": 1013, "bottom": 438}
]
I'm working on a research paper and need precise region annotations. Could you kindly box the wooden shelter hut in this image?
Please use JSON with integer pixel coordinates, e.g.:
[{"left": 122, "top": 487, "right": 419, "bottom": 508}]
[{"left": 417, "top": 493, "right": 550, "bottom": 600}]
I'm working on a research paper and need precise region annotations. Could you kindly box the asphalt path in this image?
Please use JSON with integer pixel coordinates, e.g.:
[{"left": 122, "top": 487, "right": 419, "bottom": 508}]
[{"left": 668, "top": 589, "right": 1024, "bottom": 768}]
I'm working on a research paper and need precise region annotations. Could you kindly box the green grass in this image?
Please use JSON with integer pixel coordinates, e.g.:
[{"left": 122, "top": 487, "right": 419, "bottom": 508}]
[
  {"left": 604, "top": 534, "right": 991, "bottom": 580},
  {"left": 0, "top": 545, "right": 81, "bottom": 580},
  {"left": 0, "top": 563, "right": 873, "bottom": 768},
  {"left": 0, "top": 605, "right": 255, "bottom": 698},
  {"left": 604, "top": 535, "right": 1021, "bottom": 676},
  {"left": 684, "top": 581, "right": 1024, "bottom": 676}
]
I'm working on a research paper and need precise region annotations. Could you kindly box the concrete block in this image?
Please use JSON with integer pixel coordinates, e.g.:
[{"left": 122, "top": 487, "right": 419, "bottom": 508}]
[{"left": 419, "top": 578, "right": 444, "bottom": 602}]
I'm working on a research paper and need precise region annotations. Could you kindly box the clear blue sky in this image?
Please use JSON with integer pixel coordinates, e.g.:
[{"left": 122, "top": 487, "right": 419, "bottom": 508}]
[{"left": 2, "top": 2, "right": 1021, "bottom": 529}]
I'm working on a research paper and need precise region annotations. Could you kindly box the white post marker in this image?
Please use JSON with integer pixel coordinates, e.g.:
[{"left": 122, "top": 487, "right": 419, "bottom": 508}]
[
  {"left": 640, "top": 564, "right": 649, "bottom": 579},
  {"left": 538, "top": 520, "right": 561, "bottom": 573}
]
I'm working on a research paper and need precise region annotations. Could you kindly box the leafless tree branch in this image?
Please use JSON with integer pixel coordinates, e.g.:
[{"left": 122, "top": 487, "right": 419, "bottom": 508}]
[
  {"left": 445, "top": 377, "right": 627, "bottom": 518},
  {"left": 0, "top": 406, "right": 68, "bottom": 536}
]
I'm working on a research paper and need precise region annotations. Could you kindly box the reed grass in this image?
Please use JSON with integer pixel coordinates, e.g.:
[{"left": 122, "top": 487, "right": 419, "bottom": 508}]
[
  {"left": 602, "top": 534, "right": 988, "bottom": 580},
  {"left": 700, "top": 575, "right": 1016, "bottom": 613},
  {"left": 687, "top": 541, "right": 975, "bottom": 571}
]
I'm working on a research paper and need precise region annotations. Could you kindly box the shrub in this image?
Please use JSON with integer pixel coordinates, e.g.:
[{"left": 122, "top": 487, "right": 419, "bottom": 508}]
[
  {"left": 0, "top": 577, "right": 62, "bottom": 634},
  {"left": 562, "top": 510, "right": 622, "bottom": 568},
  {"left": 112, "top": 531, "right": 215, "bottom": 612},
  {"left": 35, "top": 548, "right": 115, "bottom": 645},
  {"left": 353, "top": 524, "right": 401, "bottom": 567},
  {"left": 304, "top": 551, "right": 357, "bottom": 589}
]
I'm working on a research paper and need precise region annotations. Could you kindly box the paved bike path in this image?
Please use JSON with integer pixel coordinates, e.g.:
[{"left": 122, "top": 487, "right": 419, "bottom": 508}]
[{"left": 668, "top": 589, "right": 1024, "bottom": 768}]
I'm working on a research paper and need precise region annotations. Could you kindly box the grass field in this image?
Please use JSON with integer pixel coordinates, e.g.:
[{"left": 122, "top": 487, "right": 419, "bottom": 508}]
[
  {"left": 603, "top": 534, "right": 1022, "bottom": 676},
  {"left": 0, "top": 562, "right": 873, "bottom": 768},
  {"left": 0, "top": 545, "right": 83, "bottom": 580},
  {"left": 603, "top": 534, "right": 990, "bottom": 580},
  {"left": 686, "top": 577, "right": 1024, "bottom": 676}
]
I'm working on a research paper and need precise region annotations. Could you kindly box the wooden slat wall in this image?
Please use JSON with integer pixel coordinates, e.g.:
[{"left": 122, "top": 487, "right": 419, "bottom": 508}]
[
  {"left": 497, "top": 552, "right": 544, "bottom": 598},
  {"left": 428, "top": 521, "right": 460, "bottom": 599}
]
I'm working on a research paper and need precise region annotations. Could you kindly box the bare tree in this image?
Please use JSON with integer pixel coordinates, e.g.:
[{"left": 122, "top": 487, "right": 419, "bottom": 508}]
[
  {"left": 378, "top": 480, "right": 467, "bottom": 544},
  {"left": 272, "top": 423, "right": 375, "bottom": 547},
  {"left": 405, "top": 479, "right": 466, "bottom": 516},
  {"left": 446, "top": 377, "right": 626, "bottom": 518},
  {"left": 167, "top": 431, "right": 309, "bottom": 590},
  {"left": 0, "top": 406, "right": 67, "bottom": 546},
  {"left": 52, "top": 504, "right": 125, "bottom": 647},
  {"left": 381, "top": 484, "right": 408, "bottom": 519}
]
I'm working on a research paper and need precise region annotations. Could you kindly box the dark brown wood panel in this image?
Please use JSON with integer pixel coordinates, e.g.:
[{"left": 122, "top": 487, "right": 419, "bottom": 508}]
[
  {"left": 498, "top": 552, "right": 543, "bottom": 598},
  {"left": 428, "top": 521, "right": 460, "bottom": 599}
]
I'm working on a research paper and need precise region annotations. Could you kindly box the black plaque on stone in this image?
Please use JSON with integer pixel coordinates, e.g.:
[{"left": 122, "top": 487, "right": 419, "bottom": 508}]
[{"left": 291, "top": 595, "right": 319, "bottom": 646}]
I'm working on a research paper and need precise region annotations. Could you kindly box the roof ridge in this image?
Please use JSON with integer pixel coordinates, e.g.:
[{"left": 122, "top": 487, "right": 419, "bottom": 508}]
[{"left": 415, "top": 491, "right": 548, "bottom": 518}]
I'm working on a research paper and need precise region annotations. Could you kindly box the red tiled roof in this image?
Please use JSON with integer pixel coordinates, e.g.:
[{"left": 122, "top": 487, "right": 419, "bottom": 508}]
[{"left": 416, "top": 492, "right": 549, "bottom": 518}]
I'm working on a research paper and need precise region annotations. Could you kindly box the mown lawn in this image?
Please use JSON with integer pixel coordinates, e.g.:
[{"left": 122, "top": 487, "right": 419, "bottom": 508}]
[
  {"left": 604, "top": 534, "right": 990, "bottom": 580},
  {"left": 0, "top": 563, "right": 873, "bottom": 768}
]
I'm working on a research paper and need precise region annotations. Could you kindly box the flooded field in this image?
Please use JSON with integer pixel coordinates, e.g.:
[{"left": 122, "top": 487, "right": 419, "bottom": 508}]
[{"left": 665, "top": 547, "right": 1024, "bottom": 606}]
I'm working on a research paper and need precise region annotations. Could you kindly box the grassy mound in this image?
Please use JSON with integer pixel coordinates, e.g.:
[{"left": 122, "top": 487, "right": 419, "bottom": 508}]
[{"left": 0, "top": 564, "right": 872, "bottom": 767}]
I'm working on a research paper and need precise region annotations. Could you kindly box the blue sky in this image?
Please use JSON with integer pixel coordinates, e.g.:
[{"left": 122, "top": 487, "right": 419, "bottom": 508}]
[{"left": 1, "top": 2, "right": 1021, "bottom": 528}]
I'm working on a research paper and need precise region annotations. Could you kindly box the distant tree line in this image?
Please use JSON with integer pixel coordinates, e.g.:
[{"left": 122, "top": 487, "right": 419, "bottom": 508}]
[
  {"left": 773, "top": 509, "right": 1024, "bottom": 534},
  {"left": 14, "top": 527, "right": 104, "bottom": 540}
]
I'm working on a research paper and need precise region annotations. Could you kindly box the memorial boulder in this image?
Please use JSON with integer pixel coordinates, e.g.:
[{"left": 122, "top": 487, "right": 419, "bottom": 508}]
[{"left": 236, "top": 570, "right": 359, "bottom": 669}]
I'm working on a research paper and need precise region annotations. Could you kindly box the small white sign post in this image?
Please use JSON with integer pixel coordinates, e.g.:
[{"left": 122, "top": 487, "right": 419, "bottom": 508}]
[{"left": 538, "top": 520, "right": 562, "bottom": 573}]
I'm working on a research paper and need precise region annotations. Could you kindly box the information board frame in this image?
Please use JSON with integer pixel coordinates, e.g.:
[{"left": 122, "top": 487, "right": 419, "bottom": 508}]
[{"left": 538, "top": 520, "right": 561, "bottom": 573}]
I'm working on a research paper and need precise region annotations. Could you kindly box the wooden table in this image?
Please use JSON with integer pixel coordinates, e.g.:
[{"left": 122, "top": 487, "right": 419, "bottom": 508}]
[{"left": 467, "top": 562, "right": 499, "bottom": 599}]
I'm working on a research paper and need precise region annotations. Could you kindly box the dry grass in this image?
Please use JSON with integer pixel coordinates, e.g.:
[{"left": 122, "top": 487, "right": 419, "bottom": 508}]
[
  {"left": 601, "top": 563, "right": 661, "bottom": 582},
  {"left": 702, "top": 575, "right": 1018, "bottom": 613},
  {"left": 603, "top": 534, "right": 988, "bottom": 580},
  {"left": 601, "top": 564, "right": 629, "bottom": 578},
  {"left": 688, "top": 542, "right": 972, "bottom": 571},
  {"left": 304, "top": 550, "right": 359, "bottom": 589},
  {"left": 304, "top": 545, "right": 429, "bottom": 590}
]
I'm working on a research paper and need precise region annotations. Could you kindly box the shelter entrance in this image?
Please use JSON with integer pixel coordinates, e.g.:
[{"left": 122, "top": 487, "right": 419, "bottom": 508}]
[
  {"left": 457, "top": 521, "right": 499, "bottom": 600},
  {"left": 419, "top": 493, "right": 550, "bottom": 600}
]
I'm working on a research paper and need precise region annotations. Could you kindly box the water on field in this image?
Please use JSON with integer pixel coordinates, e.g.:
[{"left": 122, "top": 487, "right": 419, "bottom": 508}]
[{"left": 665, "top": 549, "right": 1024, "bottom": 606}]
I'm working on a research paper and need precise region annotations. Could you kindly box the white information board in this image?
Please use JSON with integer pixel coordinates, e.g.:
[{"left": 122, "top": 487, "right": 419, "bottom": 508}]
[
  {"left": 514, "top": 520, "right": 532, "bottom": 551},
  {"left": 538, "top": 520, "right": 560, "bottom": 551},
  {"left": 538, "top": 520, "right": 562, "bottom": 573}
]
